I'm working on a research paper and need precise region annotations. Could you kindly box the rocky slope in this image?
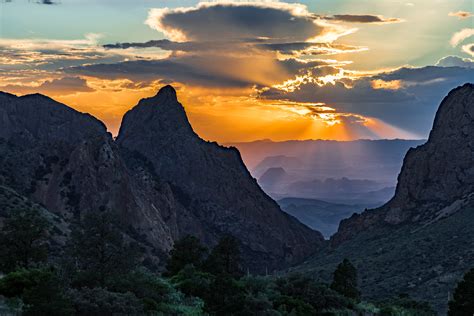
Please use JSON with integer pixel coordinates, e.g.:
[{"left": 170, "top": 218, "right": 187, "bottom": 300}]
[
  {"left": 0, "top": 87, "right": 323, "bottom": 271},
  {"left": 117, "top": 85, "right": 323, "bottom": 270},
  {"left": 0, "top": 92, "right": 175, "bottom": 263},
  {"left": 332, "top": 83, "right": 474, "bottom": 245},
  {"left": 296, "top": 83, "right": 474, "bottom": 313}
]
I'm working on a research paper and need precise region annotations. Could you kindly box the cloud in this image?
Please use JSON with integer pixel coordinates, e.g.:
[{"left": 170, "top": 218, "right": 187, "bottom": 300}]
[
  {"left": 0, "top": 34, "right": 172, "bottom": 72},
  {"left": 257, "top": 42, "right": 368, "bottom": 55},
  {"left": 436, "top": 55, "right": 474, "bottom": 68},
  {"left": 3, "top": 0, "right": 59, "bottom": 4},
  {"left": 0, "top": 34, "right": 109, "bottom": 69},
  {"left": 450, "top": 28, "right": 474, "bottom": 47},
  {"left": 323, "top": 14, "right": 404, "bottom": 24},
  {"left": 94, "top": 2, "right": 371, "bottom": 90},
  {"left": 104, "top": 38, "right": 367, "bottom": 57},
  {"left": 448, "top": 11, "right": 473, "bottom": 19},
  {"left": 462, "top": 43, "right": 474, "bottom": 57},
  {"left": 145, "top": 1, "right": 333, "bottom": 42},
  {"left": 0, "top": 76, "right": 94, "bottom": 96},
  {"left": 104, "top": 39, "right": 211, "bottom": 51},
  {"left": 259, "top": 65, "right": 474, "bottom": 137}
]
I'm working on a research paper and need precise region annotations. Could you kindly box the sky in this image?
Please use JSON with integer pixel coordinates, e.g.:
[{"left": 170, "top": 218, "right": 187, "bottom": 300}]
[{"left": 0, "top": 0, "right": 473, "bottom": 142}]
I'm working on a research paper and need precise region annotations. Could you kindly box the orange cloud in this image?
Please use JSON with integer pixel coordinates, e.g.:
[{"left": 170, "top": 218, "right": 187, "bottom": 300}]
[
  {"left": 448, "top": 11, "right": 473, "bottom": 19},
  {"left": 371, "top": 79, "right": 403, "bottom": 90}
]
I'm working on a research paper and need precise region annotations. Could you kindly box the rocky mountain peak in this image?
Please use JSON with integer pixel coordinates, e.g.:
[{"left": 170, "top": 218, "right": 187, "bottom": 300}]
[
  {"left": 0, "top": 92, "right": 106, "bottom": 143},
  {"left": 0, "top": 86, "right": 326, "bottom": 272},
  {"left": 117, "top": 85, "right": 324, "bottom": 270},
  {"left": 154, "top": 84, "right": 177, "bottom": 100},
  {"left": 332, "top": 83, "right": 474, "bottom": 245},
  {"left": 389, "top": 83, "right": 474, "bottom": 211},
  {"left": 117, "top": 85, "right": 195, "bottom": 146}
]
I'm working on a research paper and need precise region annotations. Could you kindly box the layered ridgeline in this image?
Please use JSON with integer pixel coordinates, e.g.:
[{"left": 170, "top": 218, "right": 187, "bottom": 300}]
[
  {"left": 296, "top": 83, "right": 474, "bottom": 313},
  {"left": 0, "top": 86, "right": 323, "bottom": 272}
]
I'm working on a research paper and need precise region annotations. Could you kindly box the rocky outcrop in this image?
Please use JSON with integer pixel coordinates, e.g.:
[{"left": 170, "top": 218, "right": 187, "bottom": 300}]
[
  {"left": 295, "top": 83, "right": 474, "bottom": 314},
  {"left": 0, "top": 86, "right": 323, "bottom": 271},
  {"left": 332, "top": 83, "right": 474, "bottom": 245},
  {"left": 0, "top": 93, "right": 175, "bottom": 264},
  {"left": 117, "top": 85, "right": 324, "bottom": 271}
]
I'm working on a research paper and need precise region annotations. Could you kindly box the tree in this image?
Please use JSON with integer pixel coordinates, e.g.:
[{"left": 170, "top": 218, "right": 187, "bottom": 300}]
[
  {"left": 330, "top": 258, "right": 360, "bottom": 301},
  {"left": 0, "top": 209, "right": 50, "bottom": 272},
  {"left": 448, "top": 267, "right": 474, "bottom": 316},
  {"left": 0, "top": 268, "right": 73, "bottom": 316},
  {"left": 165, "top": 235, "right": 207, "bottom": 276},
  {"left": 68, "top": 287, "right": 144, "bottom": 315},
  {"left": 275, "top": 273, "right": 351, "bottom": 313},
  {"left": 67, "top": 210, "right": 140, "bottom": 288},
  {"left": 204, "top": 235, "right": 243, "bottom": 278},
  {"left": 171, "top": 264, "right": 214, "bottom": 299},
  {"left": 205, "top": 274, "right": 246, "bottom": 315}
]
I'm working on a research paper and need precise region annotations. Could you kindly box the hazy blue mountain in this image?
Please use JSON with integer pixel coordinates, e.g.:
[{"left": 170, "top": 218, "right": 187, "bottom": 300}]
[{"left": 229, "top": 138, "right": 424, "bottom": 205}]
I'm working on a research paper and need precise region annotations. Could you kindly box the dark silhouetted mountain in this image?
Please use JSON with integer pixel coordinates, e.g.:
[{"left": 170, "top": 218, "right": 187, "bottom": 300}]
[
  {"left": 333, "top": 83, "right": 474, "bottom": 245},
  {"left": 294, "top": 83, "right": 474, "bottom": 314},
  {"left": 116, "top": 86, "right": 323, "bottom": 270},
  {"left": 0, "top": 92, "right": 176, "bottom": 265},
  {"left": 277, "top": 198, "right": 375, "bottom": 239},
  {"left": 0, "top": 86, "right": 323, "bottom": 272}
]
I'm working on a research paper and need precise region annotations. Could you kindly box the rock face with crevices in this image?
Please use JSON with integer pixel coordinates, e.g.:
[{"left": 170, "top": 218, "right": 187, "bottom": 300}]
[
  {"left": 0, "top": 92, "right": 176, "bottom": 264},
  {"left": 294, "top": 83, "right": 474, "bottom": 314},
  {"left": 117, "top": 85, "right": 324, "bottom": 271},
  {"left": 332, "top": 83, "right": 474, "bottom": 245},
  {"left": 0, "top": 86, "right": 323, "bottom": 272}
]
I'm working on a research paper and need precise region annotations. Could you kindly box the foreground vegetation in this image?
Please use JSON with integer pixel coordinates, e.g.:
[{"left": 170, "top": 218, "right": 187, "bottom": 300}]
[{"left": 0, "top": 208, "right": 469, "bottom": 315}]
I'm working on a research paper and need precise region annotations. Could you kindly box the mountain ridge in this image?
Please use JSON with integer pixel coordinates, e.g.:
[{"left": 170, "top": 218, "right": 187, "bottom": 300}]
[
  {"left": 332, "top": 82, "right": 474, "bottom": 246},
  {"left": 294, "top": 83, "right": 474, "bottom": 314},
  {"left": 0, "top": 84, "right": 323, "bottom": 272}
]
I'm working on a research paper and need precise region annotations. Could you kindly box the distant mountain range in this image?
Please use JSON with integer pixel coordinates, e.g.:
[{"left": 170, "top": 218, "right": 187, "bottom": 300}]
[
  {"left": 0, "top": 87, "right": 322, "bottom": 273},
  {"left": 228, "top": 138, "right": 425, "bottom": 206},
  {"left": 293, "top": 83, "right": 474, "bottom": 314}
]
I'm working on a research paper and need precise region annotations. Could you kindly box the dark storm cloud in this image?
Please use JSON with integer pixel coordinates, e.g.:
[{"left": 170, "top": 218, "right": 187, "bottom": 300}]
[
  {"left": 257, "top": 42, "right": 365, "bottom": 55},
  {"left": 96, "top": 2, "right": 364, "bottom": 89},
  {"left": 322, "top": 14, "right": 403, "bottom": 24},
  {"left": 67, "top": 59, "right": 253, "bottom": 88},
  {"left": 278, "top": 58, "right": 339, "bottom": 75},
  {"left": 146, "top": 2, "right": 325, "bottom": 42},
  {"left": 67, "top": 55, "right": 339, "bottom": 89},
  {"left": 103, "top": 39, "right": 364, "bottom": 56},
  {"left": 103, "top": 39, "right": 228, "bottom": 52}
]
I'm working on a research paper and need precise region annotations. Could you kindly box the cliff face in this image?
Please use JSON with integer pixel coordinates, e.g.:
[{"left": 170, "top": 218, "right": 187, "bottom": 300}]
[
  {"left": 0, "top": 92, "right": 175, "bottom": 264},
  {"left": 0, "top": 86, "right": 323, "bottom": 271},
  {"left": 293, "top": 84, "right": 474, "bottom": 314},
  {"left": 117, "top": 86, "right": 324, "bottom": 270},
  {"left": 332, "top": 84, "right": 474, "bottom": 246}
]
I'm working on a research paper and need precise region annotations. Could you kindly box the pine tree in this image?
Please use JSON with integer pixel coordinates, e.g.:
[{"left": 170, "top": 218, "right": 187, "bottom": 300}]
[
  {"left": 67, "top": 210, "right": 140, "bottom": 287},
  {"left": 0, "top": 209, "right": 50, "bottom": 272},
  {"left": 165, "top": 235, "right": 207, "bottom": 276},
  {"left": 330, "top": 258, "right": 360, "bottom": 301},
  {"left": 448, "top": 268, "right": 474, "bottom": 316},
  {"left": 204, "top": 235, "right": 243, "bottom": 278}
]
